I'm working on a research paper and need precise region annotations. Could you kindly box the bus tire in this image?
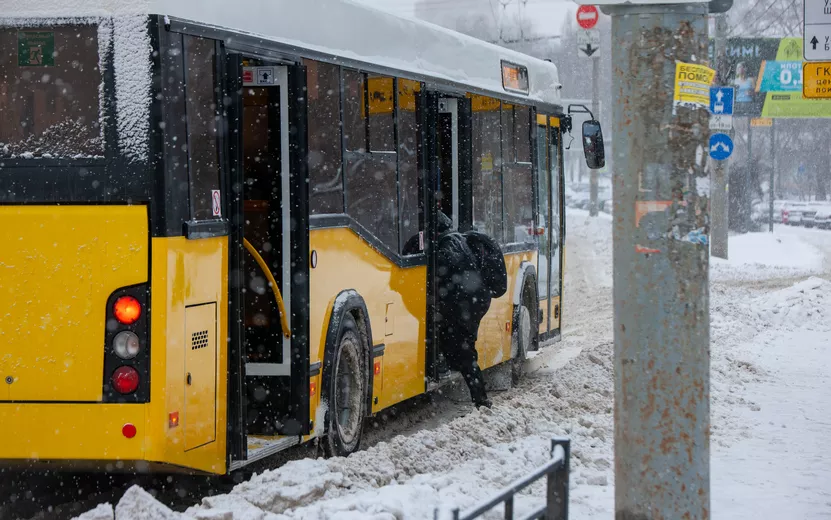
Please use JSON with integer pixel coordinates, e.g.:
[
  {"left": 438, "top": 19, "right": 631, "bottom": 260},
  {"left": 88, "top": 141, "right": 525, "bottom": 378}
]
[
  {"left": 322, "top": 312, "right": 367, "bottom": 457},
  {"left": 511, "top": 285, "right": 535, "bottom": 386}
]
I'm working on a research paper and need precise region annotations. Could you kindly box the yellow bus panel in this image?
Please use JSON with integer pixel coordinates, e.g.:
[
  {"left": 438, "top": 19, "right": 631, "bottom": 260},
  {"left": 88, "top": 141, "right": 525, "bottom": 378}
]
[
  {"left": 309, "top": 228, "right": 426, "bottom": 412},
  {"left": 0, "top": 205, "right": 148, "bottom": 403},
  {"left": 145, "top": 236, "right": 228, "bottom": 474}
]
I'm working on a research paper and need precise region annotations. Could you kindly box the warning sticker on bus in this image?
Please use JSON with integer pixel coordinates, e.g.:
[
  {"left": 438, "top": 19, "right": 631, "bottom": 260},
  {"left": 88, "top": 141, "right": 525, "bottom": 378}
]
[
  {"left": 212, "top": 190, "right": 221, "bottom": 217},
  {"left": 673, "top": 62, "right": 715, "bottom": 109}
]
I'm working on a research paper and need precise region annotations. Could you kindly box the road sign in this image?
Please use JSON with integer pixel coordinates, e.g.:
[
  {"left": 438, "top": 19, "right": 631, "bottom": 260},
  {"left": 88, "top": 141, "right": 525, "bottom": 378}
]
[
  {"left": 709, "top": 114, "right": 733, "bottom": 130},
  {"left": 709, "top": 133, "right": 733, "bottom": 161},
  {"left": 709, "top": 86, "right": 734, "bottom": 115},
  {"left": 804, "top": 0, "right": 831, "bottom": 61},
  {"left": 577, "top": 5, "right": 599, "bottom": 29},
  {"left": 804, "top": 62, "right": 831, "bottom": 99},
  {"left": 577, "top": 29, "right": 601, "bottom": 58},
  {"left": 750, "top": 117, "right": 773, "bottom": 127}
]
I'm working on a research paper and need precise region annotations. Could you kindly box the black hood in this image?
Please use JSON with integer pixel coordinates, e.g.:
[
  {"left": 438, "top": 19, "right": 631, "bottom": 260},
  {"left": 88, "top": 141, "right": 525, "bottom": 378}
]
[{"left": 437, "top": 211, "right": 452, "bottom": 234}]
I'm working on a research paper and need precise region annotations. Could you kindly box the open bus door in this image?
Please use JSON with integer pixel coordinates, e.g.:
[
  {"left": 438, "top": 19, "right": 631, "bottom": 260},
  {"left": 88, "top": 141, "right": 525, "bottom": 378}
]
[{"left": 224, "top": 52, "right": 310, "bottom": 468}]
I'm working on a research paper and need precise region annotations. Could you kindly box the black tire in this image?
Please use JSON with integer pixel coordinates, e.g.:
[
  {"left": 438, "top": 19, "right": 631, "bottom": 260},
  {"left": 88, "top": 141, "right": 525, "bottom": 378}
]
[
  {"left": 511, "top": 296, "right": 533, "bottom": 386},
  {"left": 322, "top": 313, "right": 367, "bottom": 457}
]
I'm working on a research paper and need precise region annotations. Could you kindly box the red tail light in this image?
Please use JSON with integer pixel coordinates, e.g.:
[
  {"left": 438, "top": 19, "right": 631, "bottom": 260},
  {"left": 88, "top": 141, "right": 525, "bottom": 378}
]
[
  {"left": 112, "top": 366, "right": 140, "bottom": 394},
  {"left": 113, "top": 296, "right": 141, "bottom": 325},
  {"left": 122, "top": 423, "right": 137, "bottom": 439}
]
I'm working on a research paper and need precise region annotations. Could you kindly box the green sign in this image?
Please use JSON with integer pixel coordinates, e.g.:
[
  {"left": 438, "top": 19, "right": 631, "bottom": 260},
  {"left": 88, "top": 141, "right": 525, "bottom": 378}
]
[
  {"left": 17, "top": 31, "right": 55, "bottom": 67},
  {"left": 761, "top": 38, "right": 831, "bottom": 118}
]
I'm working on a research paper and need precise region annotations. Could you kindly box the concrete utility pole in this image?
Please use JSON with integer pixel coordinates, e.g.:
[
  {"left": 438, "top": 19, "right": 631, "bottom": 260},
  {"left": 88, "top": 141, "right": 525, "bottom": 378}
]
[
  {"left": 604, "top": 3, "right": 711, "bottom": 519},
  {"left": 769, "top": 120, "right": 776, "bottom": 232},
  {"left": 711, "top": 14, "right": 729, "bottom": 257},
  {"left": 589, "top": 58, "right": 601, "bottom": 217}
]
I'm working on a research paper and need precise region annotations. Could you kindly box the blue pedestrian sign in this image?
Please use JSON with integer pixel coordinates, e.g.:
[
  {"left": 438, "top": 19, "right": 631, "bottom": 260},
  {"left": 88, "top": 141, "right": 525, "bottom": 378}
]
[
  {"left": 709, "top": 133, "right": 733, "bottom": 161},
  {"left": 709, "top": 87, "right": 734, "bottom": 115}
]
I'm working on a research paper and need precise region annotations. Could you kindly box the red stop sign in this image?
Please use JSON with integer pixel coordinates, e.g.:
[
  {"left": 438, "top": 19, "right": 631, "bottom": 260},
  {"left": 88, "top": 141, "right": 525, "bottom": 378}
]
[{"left": 576, "top": 5, "right": 599, "bottom": 29}]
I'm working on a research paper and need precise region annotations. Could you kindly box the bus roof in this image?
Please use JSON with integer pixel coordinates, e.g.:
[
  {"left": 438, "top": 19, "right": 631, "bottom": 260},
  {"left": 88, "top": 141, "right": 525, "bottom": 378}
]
[{"left": 3, "top": 0, "right": 562, "bottom": 107}]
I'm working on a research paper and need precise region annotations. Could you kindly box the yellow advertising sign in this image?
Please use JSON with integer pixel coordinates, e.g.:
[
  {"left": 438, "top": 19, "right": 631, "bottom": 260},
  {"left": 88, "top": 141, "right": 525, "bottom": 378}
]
[
  {"left": 803, "top": 62, "right": 831, "bottom": 99},
  {"left": 750, "top": 117, "right": 773, "bottom": 127},
  {"left": 673, "top": 62, "right": 716, "bottom": 108}
]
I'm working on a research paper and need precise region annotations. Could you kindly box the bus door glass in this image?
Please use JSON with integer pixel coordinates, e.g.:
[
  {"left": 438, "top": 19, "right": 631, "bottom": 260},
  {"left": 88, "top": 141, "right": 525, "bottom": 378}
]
[
  {"left": 438, "top": 98, "right": 460, "bottom": 229},
  {"left": 549, "top": 117, "right": 563, "bottom": 327},
  {"left": 535, "top": 116, "right": 550, "bottom": 333}
]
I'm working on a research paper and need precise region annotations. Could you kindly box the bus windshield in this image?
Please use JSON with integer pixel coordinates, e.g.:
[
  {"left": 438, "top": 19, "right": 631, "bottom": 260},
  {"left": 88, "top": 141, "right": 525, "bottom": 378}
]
[{"left": 0, "top": 25, "right": 103, "bottom": 159}]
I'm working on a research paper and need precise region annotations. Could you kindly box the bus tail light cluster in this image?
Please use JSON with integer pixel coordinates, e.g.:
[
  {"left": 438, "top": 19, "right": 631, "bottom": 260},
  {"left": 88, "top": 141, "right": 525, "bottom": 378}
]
[{"left": 104, "top": 285, "right": 150, "bottom": 403}]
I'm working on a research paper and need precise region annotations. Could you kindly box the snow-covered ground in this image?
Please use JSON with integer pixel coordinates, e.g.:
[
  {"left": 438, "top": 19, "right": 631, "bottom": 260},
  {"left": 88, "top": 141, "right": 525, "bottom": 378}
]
[{"left": 76, "top": 212, "right": 831, "bottom": 520}]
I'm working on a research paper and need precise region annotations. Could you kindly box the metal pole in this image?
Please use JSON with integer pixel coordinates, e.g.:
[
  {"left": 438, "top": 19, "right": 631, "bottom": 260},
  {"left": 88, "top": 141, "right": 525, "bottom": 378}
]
[
  {"left": 711, "top": 13, "right": 729, "bottom": 258},
  {"left": 746, "top": 118, "right": 753, "bottom": 231},
  {"left": 606, "top": 4, "right": 710, "bottom": 520},
  {"left": 547, "top": 438, "right": 570, "bottom": 520},
  {"left": 769, "top": 120, "right": 776, "bottom": 232},
  {"left": 589, "top": 57, "right": 600, "bottom": 217}
]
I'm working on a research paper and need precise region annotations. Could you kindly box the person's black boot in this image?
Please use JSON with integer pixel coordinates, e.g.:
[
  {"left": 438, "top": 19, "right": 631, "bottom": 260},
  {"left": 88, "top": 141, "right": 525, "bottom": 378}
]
[{"left": 474, "top": 398, "right": 492, "bottom": 409}]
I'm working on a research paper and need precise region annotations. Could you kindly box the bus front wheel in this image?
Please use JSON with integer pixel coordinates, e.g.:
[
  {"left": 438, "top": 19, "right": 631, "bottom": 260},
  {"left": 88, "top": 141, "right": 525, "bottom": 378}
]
[{"left": 322, "top": 312, "right": 367, "bottom": 457}]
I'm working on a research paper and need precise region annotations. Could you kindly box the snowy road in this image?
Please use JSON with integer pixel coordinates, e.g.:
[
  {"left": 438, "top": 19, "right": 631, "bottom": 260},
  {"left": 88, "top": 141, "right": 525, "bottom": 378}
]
[{"left": 5, "top": 213, "right": 831, "bottom": 520}]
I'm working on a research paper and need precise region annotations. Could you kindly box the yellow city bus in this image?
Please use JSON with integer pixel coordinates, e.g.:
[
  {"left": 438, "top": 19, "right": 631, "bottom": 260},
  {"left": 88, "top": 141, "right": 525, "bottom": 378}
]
[{"left": 0, "top": 0, "right": 594, "bottom": 474}]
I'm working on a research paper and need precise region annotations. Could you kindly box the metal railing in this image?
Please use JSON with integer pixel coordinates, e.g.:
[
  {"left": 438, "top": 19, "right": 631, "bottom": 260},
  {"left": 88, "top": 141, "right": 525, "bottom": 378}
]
[{"left": 437, "top": 437, "right": 571, "bottom": 520}]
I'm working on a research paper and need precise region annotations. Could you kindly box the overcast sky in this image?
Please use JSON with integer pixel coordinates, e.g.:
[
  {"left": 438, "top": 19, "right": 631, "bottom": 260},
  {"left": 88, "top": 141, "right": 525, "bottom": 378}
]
[{"left": 354, "top": 0, "right": 575, "bottom": 39}]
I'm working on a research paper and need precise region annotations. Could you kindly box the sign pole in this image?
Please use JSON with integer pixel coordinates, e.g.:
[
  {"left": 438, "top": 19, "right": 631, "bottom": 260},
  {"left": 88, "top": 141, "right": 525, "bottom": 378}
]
[
  {"left": 604, "top": 3, "right": 711, "bottom": 519},
  {"left": 746, "top": 118, "right": 753, "bottom": 230},
  {"left": 590, "top": 57, "right": 600, "bottom": 217},
  {"left": 711, "top": 14, "right": 729, "bottom": 258},
  {"left": 769, "top": 120, "right": 776, "bottom": 232}
]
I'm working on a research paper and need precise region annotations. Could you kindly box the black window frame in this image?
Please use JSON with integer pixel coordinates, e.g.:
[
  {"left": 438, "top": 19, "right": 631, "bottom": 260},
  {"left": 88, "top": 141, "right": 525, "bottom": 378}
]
[{"left": 182, "top": 34, "right": 224, "bottom": 225}]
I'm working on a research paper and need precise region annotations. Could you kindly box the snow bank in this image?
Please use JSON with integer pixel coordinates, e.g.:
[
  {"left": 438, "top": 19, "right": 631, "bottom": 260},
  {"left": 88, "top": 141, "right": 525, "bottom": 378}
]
[
  {"left": 751, "top": 276, "right": 831, "bottom": 327},
  {"left": 711, "top": 231, "right": 824, "bottom": 281}
]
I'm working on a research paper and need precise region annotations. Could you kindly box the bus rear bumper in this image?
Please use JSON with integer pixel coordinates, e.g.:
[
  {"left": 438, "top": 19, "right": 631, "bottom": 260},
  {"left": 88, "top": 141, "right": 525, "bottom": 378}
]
[{"left": 0, "top": 403, "right": 147, "bottom": 463}]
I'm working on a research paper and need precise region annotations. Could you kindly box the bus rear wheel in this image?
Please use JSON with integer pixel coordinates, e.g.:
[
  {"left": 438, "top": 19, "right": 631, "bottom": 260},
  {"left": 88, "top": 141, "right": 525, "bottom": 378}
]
[
  {"left": 511, "top": 301, "right": 532, "bottom": 386},
  {"left": 322, "top": 313, "right": 367, "bottom": 457}
]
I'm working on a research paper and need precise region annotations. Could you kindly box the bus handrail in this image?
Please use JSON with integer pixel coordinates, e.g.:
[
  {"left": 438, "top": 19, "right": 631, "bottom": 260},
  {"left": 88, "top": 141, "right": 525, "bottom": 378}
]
[{"left": 242, "top": 238, "right": 291, "bottom": 339}]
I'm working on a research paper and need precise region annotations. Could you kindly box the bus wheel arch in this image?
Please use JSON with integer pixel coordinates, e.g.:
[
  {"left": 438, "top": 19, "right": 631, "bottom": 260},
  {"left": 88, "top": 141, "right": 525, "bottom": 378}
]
[
  {"left": 320, "top": 290, "right": 373, "bottom": 457},
  {"left": 511, "top": 263, "right": 538, "bottom": 385}
]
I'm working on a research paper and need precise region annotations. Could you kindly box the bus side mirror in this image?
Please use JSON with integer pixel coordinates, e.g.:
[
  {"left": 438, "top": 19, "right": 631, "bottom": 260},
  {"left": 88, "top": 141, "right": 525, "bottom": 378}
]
[{"left": 582, "top": 120, "right": 605, "bottom": 170}]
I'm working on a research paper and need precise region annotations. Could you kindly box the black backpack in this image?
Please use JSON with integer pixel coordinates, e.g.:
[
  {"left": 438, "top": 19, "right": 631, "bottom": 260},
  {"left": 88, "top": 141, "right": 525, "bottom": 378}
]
[{"left": 463, "top": 231, "right": 507, "bottom": 299}]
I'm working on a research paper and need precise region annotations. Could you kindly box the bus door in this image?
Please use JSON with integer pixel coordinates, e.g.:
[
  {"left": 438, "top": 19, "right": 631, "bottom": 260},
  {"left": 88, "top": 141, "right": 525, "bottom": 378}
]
[
  {"left": 225, "top": 54, "right": 310, "bottom": 463},
  {"left": 535, "top": 116, "right": 563, "bottom": 341},
  {"left": 426, "top": 95, "right": 472, "bottom": 381}
]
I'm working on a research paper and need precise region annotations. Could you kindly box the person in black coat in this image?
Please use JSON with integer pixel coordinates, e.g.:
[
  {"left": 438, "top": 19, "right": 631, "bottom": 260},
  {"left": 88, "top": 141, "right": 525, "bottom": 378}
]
[{"left": 434, "top": 212, "right": 507, "bottom": 408}]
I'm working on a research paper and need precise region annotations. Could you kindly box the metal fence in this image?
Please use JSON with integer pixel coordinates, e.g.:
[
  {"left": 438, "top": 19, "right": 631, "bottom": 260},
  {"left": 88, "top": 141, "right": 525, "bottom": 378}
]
[{"left": 436, "top": 437, "right": 571, "bottom": 520}]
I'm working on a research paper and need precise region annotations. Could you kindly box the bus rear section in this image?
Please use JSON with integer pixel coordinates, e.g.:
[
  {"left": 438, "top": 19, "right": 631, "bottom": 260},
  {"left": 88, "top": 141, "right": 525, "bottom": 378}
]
[{"left": 0, "top": 18, "right": 232, "bottom": 474}]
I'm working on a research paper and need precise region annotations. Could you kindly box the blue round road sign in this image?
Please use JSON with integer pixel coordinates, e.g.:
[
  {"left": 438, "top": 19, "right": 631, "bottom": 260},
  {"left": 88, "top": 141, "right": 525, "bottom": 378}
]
[{"left": 709, "top": 133, "right": 733, "bottom": 161}]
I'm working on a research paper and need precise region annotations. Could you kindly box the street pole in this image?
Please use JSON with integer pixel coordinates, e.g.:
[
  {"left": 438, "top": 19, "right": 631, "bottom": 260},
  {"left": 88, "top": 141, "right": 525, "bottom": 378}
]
[
  {"left": 589, "top": 57, "right": 600, "bottom": 217},
  {"left": 746, "top": 118, "right": 753, "bottom": 231},
  {"left": 606, "top": 4, "right": 710, "bottom": 519},
  {"left": 711, "top": 13, "right": 729, "bottom": 258},
  {"left": 769, "top": 120, "right": 776, "bottom": 232}
]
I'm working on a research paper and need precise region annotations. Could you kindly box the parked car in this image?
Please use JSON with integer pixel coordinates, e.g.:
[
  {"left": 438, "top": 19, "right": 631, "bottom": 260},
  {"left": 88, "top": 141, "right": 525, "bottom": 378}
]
[
  {"left": 782, "top": 202, "right": 809, "bottom": 226},
  {"left": 772, "top": 200, "right": 788, "bottom": 223},
  {"left": 811, "top": 204, "right": 831, "bottom": 230}
]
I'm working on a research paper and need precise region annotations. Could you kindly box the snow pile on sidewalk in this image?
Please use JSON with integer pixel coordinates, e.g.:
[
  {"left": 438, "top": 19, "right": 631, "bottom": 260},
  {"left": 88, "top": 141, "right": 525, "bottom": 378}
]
[
  {"left": 710, "top": 231, "right": 824, "bottom": 282},
  {"left": 750, "top": 276, "right": 830, "bottom": 327}
]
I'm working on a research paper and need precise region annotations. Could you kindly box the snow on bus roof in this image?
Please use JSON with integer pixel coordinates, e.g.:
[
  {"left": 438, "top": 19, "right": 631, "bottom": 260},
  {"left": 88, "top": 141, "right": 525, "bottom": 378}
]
[{"left": 1, "top": 0, "right": 562, "bottom": 106}]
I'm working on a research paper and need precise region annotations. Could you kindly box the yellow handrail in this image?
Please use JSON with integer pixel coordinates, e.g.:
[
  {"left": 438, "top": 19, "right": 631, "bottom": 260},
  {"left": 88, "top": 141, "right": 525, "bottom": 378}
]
[{"left": 242, "top": 238, "right": 291, "bottom": 339}]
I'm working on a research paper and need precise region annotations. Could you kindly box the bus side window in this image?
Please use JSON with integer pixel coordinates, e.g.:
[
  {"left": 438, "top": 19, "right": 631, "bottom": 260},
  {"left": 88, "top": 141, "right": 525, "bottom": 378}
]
[
  {"left": 470, "top": 95, "right": 503, "bottom": 242},
  {"left": 306, "top": 60, "right": 344, "bottom": 215},
  {"left": 343, "top": 69, "right": 399, "bottom": 251},
  {"left": 503, "top": 103, "right": 533, "bottom": 245},
  {"left": 398, "top": 79, "right": 423, "bottom": 255},
  {"left": 183, "top": 35, "right": 221, "bottom": 221}
]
